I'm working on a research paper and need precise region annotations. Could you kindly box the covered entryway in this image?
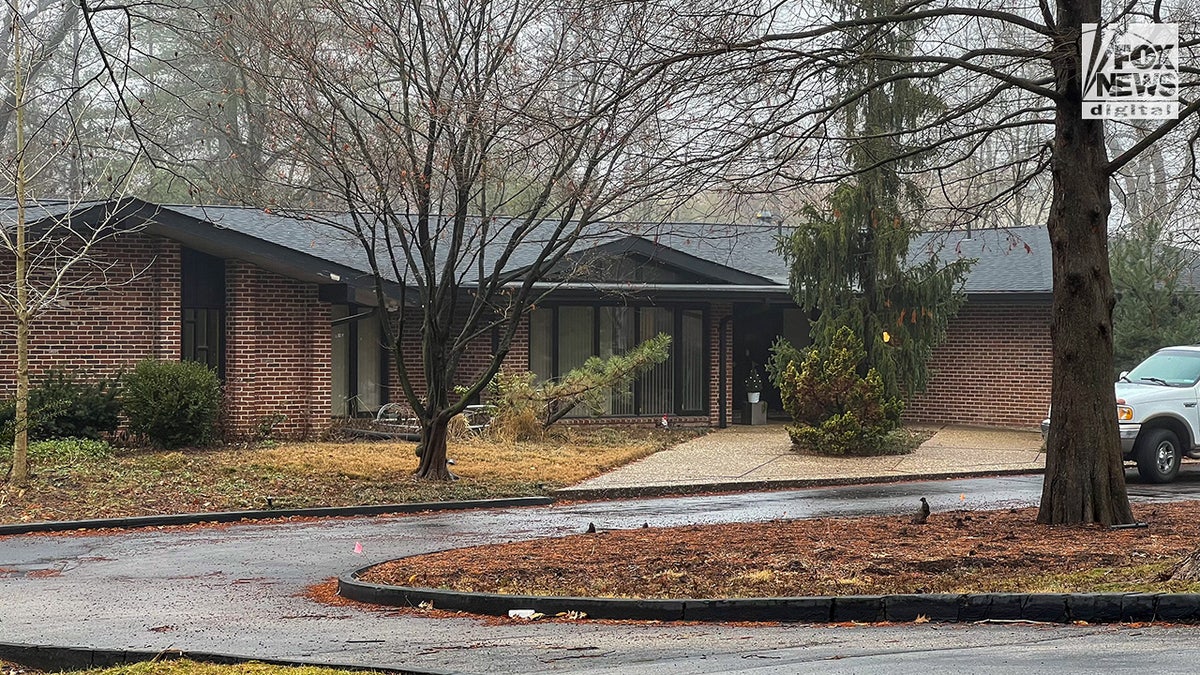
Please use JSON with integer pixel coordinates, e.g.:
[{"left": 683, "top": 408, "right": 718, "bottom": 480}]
[{"left": 731, "top": 302, "right": 812, "bottom": 420}]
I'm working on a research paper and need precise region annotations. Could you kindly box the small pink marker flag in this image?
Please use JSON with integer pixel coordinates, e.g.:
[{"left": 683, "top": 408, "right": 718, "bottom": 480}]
[{"left": 353, "top": 541, "right": 364, "bottom": 555}]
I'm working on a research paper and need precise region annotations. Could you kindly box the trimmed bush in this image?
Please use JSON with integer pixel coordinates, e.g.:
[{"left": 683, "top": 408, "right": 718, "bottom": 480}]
[
  {"left": 122, "top": 359, "right": 221, "bottom": 449},
  {"left": 0, "top": 370, "right": 122, "bottom": 445},
  {"left": 780, "top": 326, "right": 905, "bottom": 456}
]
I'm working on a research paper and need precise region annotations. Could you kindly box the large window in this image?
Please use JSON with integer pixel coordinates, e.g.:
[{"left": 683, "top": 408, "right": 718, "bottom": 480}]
[
  {"left": 528, "top": 304, "right": 707, "bottom": 416},
  {"left": 332, "top": 305, "right": 388, "bottom": 416}
]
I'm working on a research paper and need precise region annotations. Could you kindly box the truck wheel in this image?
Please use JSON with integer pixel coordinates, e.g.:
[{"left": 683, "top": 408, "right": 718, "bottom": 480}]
[{"left": 1135, "top": 428, "right": 1182, "bottom": 483}]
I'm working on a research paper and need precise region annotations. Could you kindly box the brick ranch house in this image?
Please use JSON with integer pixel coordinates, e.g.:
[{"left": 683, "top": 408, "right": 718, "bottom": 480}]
[{"left": 0, "top": 199, "right": 1051, "bottom": 439}]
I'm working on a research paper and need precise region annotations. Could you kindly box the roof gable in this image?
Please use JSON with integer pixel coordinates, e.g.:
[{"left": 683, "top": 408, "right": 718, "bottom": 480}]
[{"left": 549, "top": 235, "right": 777, "bottom": 285}]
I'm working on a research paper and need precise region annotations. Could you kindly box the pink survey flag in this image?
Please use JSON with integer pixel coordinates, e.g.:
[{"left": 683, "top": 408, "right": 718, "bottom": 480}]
[{"left": 353, "top": 541, "right": 364, "bottom": 555}]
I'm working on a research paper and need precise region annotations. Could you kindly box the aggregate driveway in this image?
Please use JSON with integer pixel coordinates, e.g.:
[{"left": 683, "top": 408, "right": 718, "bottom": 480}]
[
  {"left": 558, "top": 425, "right": 1045, "bottom": 497},
  {"left": 8, "top": 475, "right": 1200, "bottom": 673}
]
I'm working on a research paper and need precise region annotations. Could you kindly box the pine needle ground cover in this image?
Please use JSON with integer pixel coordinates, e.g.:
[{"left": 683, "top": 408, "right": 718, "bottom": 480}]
[
  {"left": 0, "top": 660, "right": 381, "bottom": 675},
  {"left": 0, "top": 430, "right": 688, "bottom": 524},
  {"left": 360, "top": 501, "right": 1200, "bottom": 599}
]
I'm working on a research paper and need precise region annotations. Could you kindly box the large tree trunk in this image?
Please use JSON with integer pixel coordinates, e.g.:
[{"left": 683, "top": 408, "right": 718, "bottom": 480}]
[
  {"left": 413, "top": 340, "right": 456, "bottom": 480},
  {"left": 414, "top": 414, "right": 455, "bottom": 480},
  {"left": 412, "top": 302, "right": 458, "bottom": 481},
  {"left": 1038, "top": 0, "right": 1133, "bottom": 525}
]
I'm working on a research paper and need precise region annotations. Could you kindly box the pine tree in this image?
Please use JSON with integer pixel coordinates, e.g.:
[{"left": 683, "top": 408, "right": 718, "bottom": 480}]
[
  {"left": 775, "top": 0, "right": 972, "bottom": 397},
  {"left": 1111, "top": 220, "right": 1200, "bottom": 374}
]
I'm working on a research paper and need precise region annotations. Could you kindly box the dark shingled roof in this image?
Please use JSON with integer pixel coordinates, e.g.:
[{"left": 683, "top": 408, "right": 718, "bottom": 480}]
[
  {"left": 596, "top": 222, "right": 1054, "bottom": 295},
  {"left": 160, "top": 205, "right": 1056, "bottom": 296},
  {"left": 6, "top": 199, "right": 1055, "bottom": 297},
  {"left": 165, "top": 204, "right": 380, "bottom": 281},
  {"left": 910, "top": 226, "right": 1053, "bottom": 295}
]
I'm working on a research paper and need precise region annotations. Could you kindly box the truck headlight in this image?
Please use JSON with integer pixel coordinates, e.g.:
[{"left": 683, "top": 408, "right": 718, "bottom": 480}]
[{"left": 1118, "top": 405, "right": 1134, "bottom": 421}]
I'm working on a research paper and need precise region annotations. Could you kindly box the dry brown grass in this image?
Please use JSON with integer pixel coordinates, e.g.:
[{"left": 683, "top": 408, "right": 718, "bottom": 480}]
[
  {"left": 1, "top": 428, "right": 692, "bottom": 524},
  {"left": 450, "top": 431, "right": 670, "bottom": 484},
  {"left": 256, "top": 428, "right": 675, "bottom": 484},
  {"left": 252, "top": 441, "right": 418, "bottom": 479}
]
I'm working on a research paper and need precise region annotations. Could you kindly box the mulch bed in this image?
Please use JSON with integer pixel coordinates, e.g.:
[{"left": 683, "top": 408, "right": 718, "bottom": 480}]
[{"left": 360, "top": 501, "right": 1200, "bottom": 598}]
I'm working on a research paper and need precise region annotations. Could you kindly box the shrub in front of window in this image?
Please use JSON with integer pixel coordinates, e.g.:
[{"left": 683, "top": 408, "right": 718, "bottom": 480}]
[
  {"left": 489, "top": 333, "right": 672, "bottom": 440},
  {"left": 122, "top": 359, "right": 222, "bottom": 449},
  {"left": 485, "top": 370, "right": 546, "bottom": 442},
  {"left": 780, "top": 326, "right": 905, "bottom": 456}
]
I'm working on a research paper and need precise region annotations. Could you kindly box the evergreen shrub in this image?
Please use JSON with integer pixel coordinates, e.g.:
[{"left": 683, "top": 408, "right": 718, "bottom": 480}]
[
  {"left": 780, "top": 326, "right": 906, "bottom": 456},
  {"left": 123, "top": 359, "right": 221, "bottom": 449}
]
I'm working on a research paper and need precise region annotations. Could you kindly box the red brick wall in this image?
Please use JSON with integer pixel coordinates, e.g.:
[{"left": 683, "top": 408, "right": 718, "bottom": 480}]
[
  {"left": 223, "top": 261, "right": 331, "bottom": 439},
  {"left": 0, "top": 234, "right": 180, "bottom": 389},
  {"left": 386, "top": 309, "right": 424, "bottom": 403},
  {"left": 709, "top": 302, "right": 733, "bottom": 427},
  {"left": 904, "top": 300, "right": 1052, "bottom": 429}
]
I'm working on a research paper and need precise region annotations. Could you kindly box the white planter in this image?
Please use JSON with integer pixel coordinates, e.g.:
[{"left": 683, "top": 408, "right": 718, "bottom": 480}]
[{"left": 747, "top": 392, "right": 761, "bottom": 404}]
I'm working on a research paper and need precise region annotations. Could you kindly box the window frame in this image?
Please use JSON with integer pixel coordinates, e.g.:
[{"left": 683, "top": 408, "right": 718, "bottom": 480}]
[
  {"left": 332, "top": 304, "right": 391, "bottom": 416},
  {"left": 528, "top": 302, "right": 709, "bottom": 417},
  {"left": 180, "top": 248, "right": 226, "bottom": 378}
]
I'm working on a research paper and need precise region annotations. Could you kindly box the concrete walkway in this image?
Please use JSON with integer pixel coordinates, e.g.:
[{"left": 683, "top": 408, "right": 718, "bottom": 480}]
[{"left": 559, "top": 424, "right": 1045, "bottom": 498}]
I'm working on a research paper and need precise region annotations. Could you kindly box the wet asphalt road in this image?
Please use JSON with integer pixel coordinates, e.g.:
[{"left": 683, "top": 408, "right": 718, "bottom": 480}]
[{"left": 6, "top": 471, "right": 1200, "bottom": 674}]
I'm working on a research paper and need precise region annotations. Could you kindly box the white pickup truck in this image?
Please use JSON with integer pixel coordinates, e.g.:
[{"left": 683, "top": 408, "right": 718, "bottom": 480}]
[{"left": 1042, "top": 345, "right": 1200, "bottom": 484}]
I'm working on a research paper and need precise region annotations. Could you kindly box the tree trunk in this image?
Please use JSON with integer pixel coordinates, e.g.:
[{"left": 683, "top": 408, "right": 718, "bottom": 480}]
[
  {"left": 11, "top": 310, "right": 29, "bottom": 485},
  {"left": 1038, "top": 0, "right": 1133, "bottom": 525},
  {"left": 414, "top": 414, "right": 455, "bottom": 480},
  {"left": 9, "top": 8, "right": 29, "bottom": 486},
  {"left": 412, "top": 301, "right": 457, "bottom": 481}
]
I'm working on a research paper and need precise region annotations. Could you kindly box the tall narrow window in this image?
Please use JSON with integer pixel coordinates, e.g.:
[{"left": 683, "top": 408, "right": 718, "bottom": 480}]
[
  {"left": 679, "top": 310, "right": 705, "bottom": 413},
  {"left": 357, "top": 314, "right": 383, "bottom": 411},
  {"left": 600, "top": 306, "right": 635, "bottom": 415},
  {"left": 529, "top": 308, "right": 553, "bottom": 382},
  {"left": 558, "top": 306, "right": 594, "bottom": 418},
  {"left": 180, "top": 248, "right": 225, "bottom": 376},
  {"left": 331, "top": 306, "right": 351, "bottom": 416},
  {"left": 331, "top": 305, "right": 387, "bottom": 416},
  {"left": 638, "top": 307, "right": 674, "bottom": 414}
]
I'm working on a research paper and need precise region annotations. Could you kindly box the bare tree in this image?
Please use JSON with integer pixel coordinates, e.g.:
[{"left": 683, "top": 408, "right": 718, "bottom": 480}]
[
  {"left": 220, "top": 0, "right": 764, "bottom": 479},
  {"left": 1, "top": 1, "right": 147, "bottom": 484},
  {"left": 701, "top": 0, "right": 1200, "bottom": 524}
]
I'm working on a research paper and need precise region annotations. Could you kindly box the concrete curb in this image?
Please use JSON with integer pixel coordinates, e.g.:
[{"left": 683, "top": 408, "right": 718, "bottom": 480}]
[
  {"left": 339, "top": 566, "right": 1200, "bottom": 624},
  {"left": 0, "top": 497, "right": 553, "bottom": 536},
  {"left": 0, "top": 642, "right": 445, "bottom": 674},
  {"left": 553, "top": 468, "right": 1045, "bottom": 501}
]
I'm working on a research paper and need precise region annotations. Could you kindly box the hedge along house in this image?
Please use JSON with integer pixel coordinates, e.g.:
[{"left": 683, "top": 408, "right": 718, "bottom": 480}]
[{"left": 0, "top": 198, "right": 1052, "bottom": 439}]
